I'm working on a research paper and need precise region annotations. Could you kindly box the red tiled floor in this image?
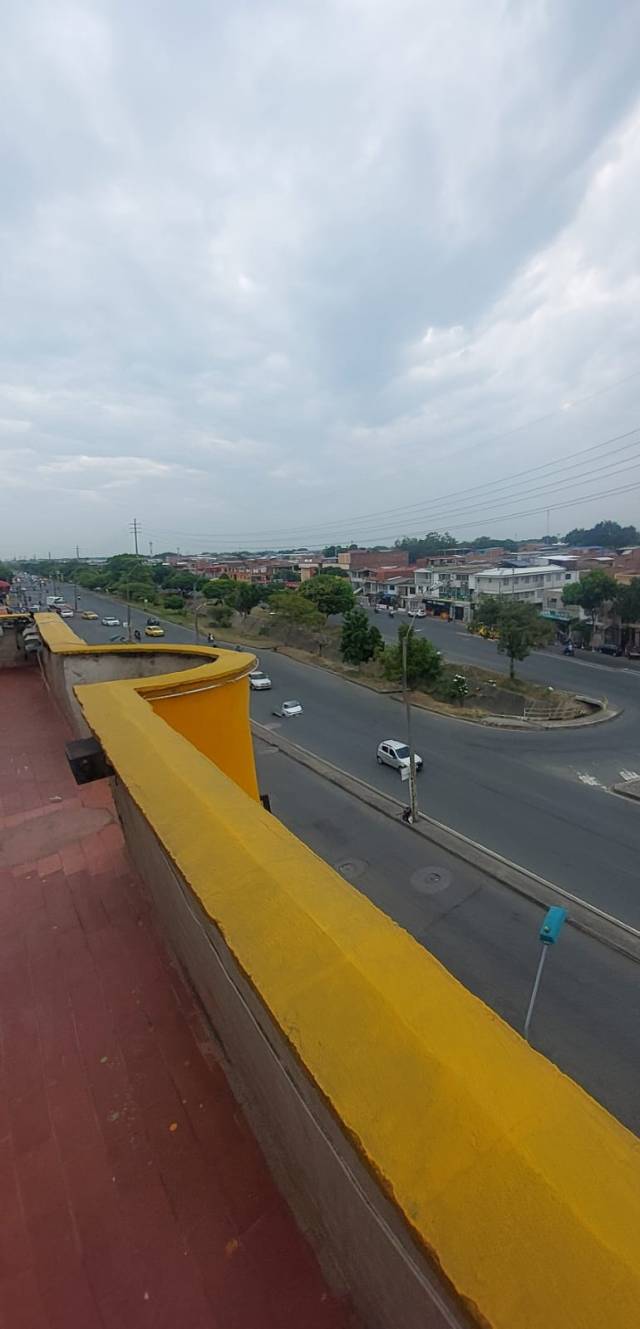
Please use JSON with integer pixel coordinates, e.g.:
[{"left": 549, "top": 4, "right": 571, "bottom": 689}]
[{"left": 0, "top": 668, "right": 358, "bottom": 1328}]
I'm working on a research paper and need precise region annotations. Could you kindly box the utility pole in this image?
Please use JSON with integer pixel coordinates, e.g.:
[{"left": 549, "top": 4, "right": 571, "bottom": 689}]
[
  {"left": 131, "top": 518, "right": 140, "bottom": 556},
  {"left": 76, "top": 544, "right": 80, "bottom": 561},
  {"left": 401, "top": 624, "right": 419, "bottom": 824},
  {"left": 149, "top": 541, "right": 153, "bottom": 559},
  {"left": 126, "top": 585, "right": 132, "bottom": 642}
]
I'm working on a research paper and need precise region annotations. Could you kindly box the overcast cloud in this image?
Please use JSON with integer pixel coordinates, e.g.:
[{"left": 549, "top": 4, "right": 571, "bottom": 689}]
[{"left": 2, "top": 0, "right": 640, "bottom": 555}]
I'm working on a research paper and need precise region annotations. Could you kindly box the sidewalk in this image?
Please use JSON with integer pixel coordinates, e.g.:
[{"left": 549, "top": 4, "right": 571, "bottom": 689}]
[{"left": 0, "top": 667, "right": 357, "bottom": 1329}]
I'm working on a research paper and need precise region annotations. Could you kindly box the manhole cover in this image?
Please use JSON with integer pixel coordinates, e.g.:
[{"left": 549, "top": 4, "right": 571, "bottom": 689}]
[
  {"left": 334, "top": 857, "right": 367, "bottom": 882},
  {"left": 410, "top": 865, "right": 453, "bottom": 895}
]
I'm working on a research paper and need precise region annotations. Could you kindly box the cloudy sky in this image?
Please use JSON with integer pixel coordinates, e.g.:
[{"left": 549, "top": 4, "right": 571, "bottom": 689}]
[{"left": 2, "top": 0, "right": 640, "bottom": 556}]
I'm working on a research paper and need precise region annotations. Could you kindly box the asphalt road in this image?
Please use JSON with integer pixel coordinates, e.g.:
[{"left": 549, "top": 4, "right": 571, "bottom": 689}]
[
  {"left": 32, "top": 578, "right": 640, "bottom": 927},
  {"left": 255, "top": 739, "right": 640, "bottom": 1134}
]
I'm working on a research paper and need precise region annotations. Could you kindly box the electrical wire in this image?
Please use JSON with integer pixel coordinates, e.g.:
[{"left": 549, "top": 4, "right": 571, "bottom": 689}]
[{"left": 145, "top": 424, "right": 640, "bottom": 544}]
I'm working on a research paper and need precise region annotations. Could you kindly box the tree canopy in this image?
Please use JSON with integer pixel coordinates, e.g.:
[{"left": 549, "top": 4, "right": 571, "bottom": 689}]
[
  {"left": 562, "top": 570, "right": 619, "bottom": 625},
  {"left": 234, "top": 583, "right": 263, "bottom": 618},
  {"left": 474, "top": 597, "right": 553, "bottom": 678},
  {"left": 300, "top": 574, "right": 354, "bottom": 616},
  {"left": 616, "top": 579, "right": 640, "bottom": 626},
  {"left": 340, "top": 607, "right": 383, "bottom": 666},
  {"left": 269, "top": 590, "right": 325, "bottom": 628},
  {"left": 564, "top": 520, "right": 640, "bottom": 549},
  {"left": 383, "top": 624, "right": 443, "bottom": 690}
]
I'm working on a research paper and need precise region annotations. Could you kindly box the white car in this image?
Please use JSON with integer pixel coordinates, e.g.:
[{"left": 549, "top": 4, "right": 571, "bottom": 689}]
[
  {"left": 250, "top": 670, "right": 272, "bottom": 691},
  {"left": 377, "top": 740, "right": 423, "bottom": 772},
  {"left": 273, "top": 700, "right": 303, "bottom": 718},
  {"left": 102, "top": 616, "right": 120, "bottom": 627}
]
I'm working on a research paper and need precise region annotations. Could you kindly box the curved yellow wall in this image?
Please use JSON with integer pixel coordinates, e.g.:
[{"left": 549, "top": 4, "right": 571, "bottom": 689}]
[
  {"left": 35, "top": 612, "right": 259, "bottom": 799},
  {"left": 35, "top": 612, "right": 640, "bottom": 1328}
]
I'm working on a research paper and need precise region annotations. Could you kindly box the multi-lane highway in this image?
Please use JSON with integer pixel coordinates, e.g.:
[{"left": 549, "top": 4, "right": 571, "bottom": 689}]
[
  {"left": 36, "top": 578, "right": 640, "bottom": 928},
  {"left": 254, "top": 737, "right": 640, "bottom": 1132}
]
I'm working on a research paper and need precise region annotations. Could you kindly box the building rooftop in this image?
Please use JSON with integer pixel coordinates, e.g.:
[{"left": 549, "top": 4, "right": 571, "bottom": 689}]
[
  {"left": 0, "top": 667, "right": 357, "bottom": 1329},
  {"left": 475, "top": 565, "right": 569, "bottom": 578}
]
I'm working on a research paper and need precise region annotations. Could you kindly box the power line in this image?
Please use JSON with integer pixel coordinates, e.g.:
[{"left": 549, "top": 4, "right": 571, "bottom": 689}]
[
  {"left": 147, "top": 475, "right": 640, "bottom": 553},
  {"left": 145, "top": 423, "right": 640, "bottom": 544}
]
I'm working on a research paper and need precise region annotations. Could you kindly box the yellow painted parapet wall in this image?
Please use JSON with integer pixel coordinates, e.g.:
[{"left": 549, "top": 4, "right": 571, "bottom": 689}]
[
  {"left": 34, "top": 612, "right": 259, "bottom": 798},
  {"left": 36, "top": 613, "right": 640, "bottom": 1327}
]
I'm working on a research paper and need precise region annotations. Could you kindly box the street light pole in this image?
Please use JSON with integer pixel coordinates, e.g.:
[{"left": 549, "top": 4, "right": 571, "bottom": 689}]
[
  {"left": 401, "top": 623, "right": 419, "bottom": 824},
  {"left": 193, "top": 594, "right": 205, "bottom": 643}
]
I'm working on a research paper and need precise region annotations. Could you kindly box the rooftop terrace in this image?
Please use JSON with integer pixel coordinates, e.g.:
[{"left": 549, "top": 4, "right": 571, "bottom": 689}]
[{"left": 0, "top": 665, "right": 357, "bottom": 1329}]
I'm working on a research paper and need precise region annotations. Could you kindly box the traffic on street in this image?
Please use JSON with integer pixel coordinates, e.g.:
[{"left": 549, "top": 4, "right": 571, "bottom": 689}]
[{"left": 31, "top": 576, "right": 640, "bottom": 931}]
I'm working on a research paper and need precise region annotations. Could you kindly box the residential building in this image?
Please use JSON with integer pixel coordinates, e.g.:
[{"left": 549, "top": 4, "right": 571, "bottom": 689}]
[
  {"left": 473, "top": 564, "right": 578, "bottom": 606},
  {"left": 338, "top": 548, "right": 409, "bottom": 571}
]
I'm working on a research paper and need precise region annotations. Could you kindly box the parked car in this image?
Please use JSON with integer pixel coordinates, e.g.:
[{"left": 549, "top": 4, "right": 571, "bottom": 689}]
[
  {"left": 273, "top": 700, "right": 303, "bottom": 718},
  {"left": 81, "top": 610, "right": 99, "bottom": 620},
  {"left": 377, "top": 740, "right": 423, "bottom": 772},
  {"left": 249, "top": 670, "right": 272, "bottom": 691},
  {"left": 598, "top": 643, "right": 623, "bottom": 657},
  {"left": 102, "top": 616, "right": 120, "bottom": 627},
  {"left": 145, "top": 625, "right": 165, "bottom": 637}
]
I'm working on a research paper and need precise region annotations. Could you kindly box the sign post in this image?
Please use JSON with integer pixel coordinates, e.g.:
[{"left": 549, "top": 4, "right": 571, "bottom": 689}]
[{"left": 523, "top": 906, "right": 567, "bottom": 1041}]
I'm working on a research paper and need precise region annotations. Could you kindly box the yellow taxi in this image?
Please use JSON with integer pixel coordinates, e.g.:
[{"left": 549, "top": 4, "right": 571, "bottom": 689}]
[
  {"left": 145, "top": 624, "right": 165, "bottom": 637},
  {"left": 81, "top": 610, "right": 99, "bottom": 620}
]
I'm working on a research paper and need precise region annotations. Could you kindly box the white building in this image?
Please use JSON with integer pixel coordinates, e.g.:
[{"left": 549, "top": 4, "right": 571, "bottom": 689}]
[{"left": 473, "top": 565, "right": 578, "bottom": 606}]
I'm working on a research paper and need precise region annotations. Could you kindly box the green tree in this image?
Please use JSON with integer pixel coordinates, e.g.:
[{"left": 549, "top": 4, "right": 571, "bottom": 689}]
[
  {"left": 615, "top": 579, "right": 640, "bottom": 635},
  {"left": 495, "top": 602, "right": 553, "bottom": 679},
  {"left": 75, "top": 566, "right": 105, "bottom": 589},
  {"left": 0, "top": 562, "right": 14, "bottom": 584},
  {"left": 564, "top": 520, "right": 639, "bottom": 549},
  {"left": 394, "top": 531, "right": 457, "bottom": 562},
  {"left": 234, "top": 583, "right": 263, "bottom": 618},
  {"left": 446, "top": 672, "right": 469, "bottom": 705},
  {"left": 468, "top": 536, "right": 519, "bottom": 551},
  {"left": 127, "top": 581, "right": 158, "bottom": 603},
  {"left": 269, "top": 590, "right": 325, "bottom": 628},
  {"left": 164, "top": 570, "right": 199, "bottom": 594},
  {"left": 383, "top": 624, "right": 443, "bottom": 690},
  {"left": 162, "top": 593, "right": 185, "bottom": 610},
  {"left": 202, "top": 577, "right": 236, "bottom": 603},
  {"left": 151, "top": 564, "right": 177, "bottom": 587},
  {"left": 340, "top": 607, "right": 383, "bottom": 665},
  {"left": 104, "top": 554, "right": 152, "bottom": 586},
  {"left": 473, "top": 596, "right": 503, "bottom": 632},
  {"left": 300, "top": 574, "right": 354, "bottom": 616},
  {"left": 208, "top": 602, "right": 233, "bottom": 628},
  {"left": 562, "top": 570, "right": 619, "bottom": 630}
]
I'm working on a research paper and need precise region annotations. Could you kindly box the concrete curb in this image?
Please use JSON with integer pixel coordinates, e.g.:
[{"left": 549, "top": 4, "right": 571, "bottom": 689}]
[
  {"left": 481, "top": 697, "right": 621, "bottom": 730},
  {"left": 66, "top": 591, "right": 618, "bottom": 734},
  {"left": 245, "top": 640, "right": 618, "bottom": 733},
  {"left": 252, "top": 720, "right": 640, "bottom": 964},
  {"left": 612, "top": 779, "right": 640, "bottom": 802}
]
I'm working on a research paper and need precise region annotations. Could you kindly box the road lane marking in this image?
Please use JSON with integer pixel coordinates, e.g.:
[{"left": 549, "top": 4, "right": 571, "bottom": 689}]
[{"left": 577, "top": 772, "right": 608, "bottom": 789}]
